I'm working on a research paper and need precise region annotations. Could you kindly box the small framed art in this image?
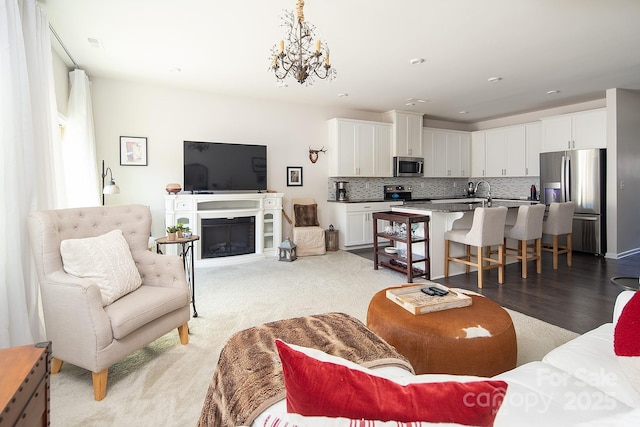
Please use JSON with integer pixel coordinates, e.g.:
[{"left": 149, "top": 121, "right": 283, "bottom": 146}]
[
  {"left": 287, "top": 166, "right": 303, "bottom": 186},
  {"left": 120, "top": 136, "right": 147, "bottom": 166}
]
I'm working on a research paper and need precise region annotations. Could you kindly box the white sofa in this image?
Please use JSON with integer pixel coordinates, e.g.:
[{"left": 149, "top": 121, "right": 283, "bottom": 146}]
[{"left": 253, "top": 290, "right": 640, "bottom": 426}]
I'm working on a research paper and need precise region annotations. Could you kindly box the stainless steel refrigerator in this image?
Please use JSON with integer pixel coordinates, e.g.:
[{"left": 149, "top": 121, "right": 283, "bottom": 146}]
[{"left": 539, "top": 148, "right": 606, "bottom": 255}]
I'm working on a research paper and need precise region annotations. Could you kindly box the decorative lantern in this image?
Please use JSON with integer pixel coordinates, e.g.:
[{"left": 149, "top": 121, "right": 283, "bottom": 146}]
[{"left": 278, "top": 237, "right": 297, "bottom": 262}]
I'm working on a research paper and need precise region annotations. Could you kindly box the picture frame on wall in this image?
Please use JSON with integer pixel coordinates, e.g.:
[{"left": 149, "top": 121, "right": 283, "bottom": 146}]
[
  {"left": 120, "top": 136, "right": 147, "bottom": 166},
  {"left": 287, "top": 166, "right": 303, "bottom": 186}
]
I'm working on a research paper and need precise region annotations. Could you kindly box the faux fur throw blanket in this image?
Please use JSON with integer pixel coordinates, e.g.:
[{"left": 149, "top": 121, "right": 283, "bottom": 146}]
[{"left": 197, "top": 312, "right": 414, "bottom": 427}]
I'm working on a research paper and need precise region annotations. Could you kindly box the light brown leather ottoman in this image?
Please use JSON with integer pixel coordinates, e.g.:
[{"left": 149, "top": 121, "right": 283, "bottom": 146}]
[{"left": 366, "top": 287, "right": 517, "bottom": 376}]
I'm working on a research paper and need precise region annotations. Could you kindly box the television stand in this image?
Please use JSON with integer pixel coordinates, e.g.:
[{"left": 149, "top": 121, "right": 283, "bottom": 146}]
[{"left": 165, "top": 193, "right": 284, "bottom": 267}]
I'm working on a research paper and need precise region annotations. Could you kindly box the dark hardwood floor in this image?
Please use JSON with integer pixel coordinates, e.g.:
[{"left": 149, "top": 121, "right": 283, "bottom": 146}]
[{"left": 350, "top": 248, "right": 640, "bottom": 334}]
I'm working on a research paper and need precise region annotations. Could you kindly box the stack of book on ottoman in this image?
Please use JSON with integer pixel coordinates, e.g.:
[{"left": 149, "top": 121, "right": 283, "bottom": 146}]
[{"left": 386, "top": 283, "right": 472, "bottom": 314}]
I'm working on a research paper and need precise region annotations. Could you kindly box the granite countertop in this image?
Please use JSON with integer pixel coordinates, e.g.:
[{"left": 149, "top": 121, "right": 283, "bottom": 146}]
[
  {"left": 398, "top": 200, "right": 536, "bottom": 213},
  {"left": 327, "top": 196, "right": 538, "bottom": 204}
]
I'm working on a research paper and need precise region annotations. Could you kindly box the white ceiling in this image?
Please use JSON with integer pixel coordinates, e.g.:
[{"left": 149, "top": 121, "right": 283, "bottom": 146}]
[{"left": 39, "top": 0, "right": 640, "bottom": 123}]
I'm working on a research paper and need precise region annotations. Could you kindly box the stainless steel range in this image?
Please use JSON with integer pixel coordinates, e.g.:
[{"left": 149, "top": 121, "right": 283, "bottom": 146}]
[{"left": 383, "top": 185, "right": 412, "bottom": 201}]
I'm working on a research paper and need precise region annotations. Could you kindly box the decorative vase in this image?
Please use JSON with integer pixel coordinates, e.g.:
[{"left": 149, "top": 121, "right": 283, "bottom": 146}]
[
  {"left": 166, "top": 183, "right": 182, "bottom": 194},
  {"left": 177, "top": 230, "right": 183, "bottom": 238},
  {"left": 167, "top": 232, "right": 176, "bottom": 241},
  {"left": 182, "top": 231, "right": 192, "bottom": 238}
]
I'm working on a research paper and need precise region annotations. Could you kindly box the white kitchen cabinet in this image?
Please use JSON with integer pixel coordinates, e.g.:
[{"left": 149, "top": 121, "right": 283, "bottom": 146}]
[
  {"left": 423, "top": 128, "right": 471, "bottom": 177},
  {"left": 541, "top": 108, "right": 606, "bottom": 152},
  {"left": 471, "top": 131, "right": 486, "bottom": 177},
  {"left": 485, "top": 125, "right": 526, "bottom": 177},
  {"left": 328, "top": 118, "right": 392, "bottom": 177},
  {"left": 525, "top": 122, "right": 541, "bottom": 176},
  {"left": 383, "top": 110, "right": 423, "bottom": 157},
  {"left": 329, "top": 201, "right": 400, "bottom": 249}
]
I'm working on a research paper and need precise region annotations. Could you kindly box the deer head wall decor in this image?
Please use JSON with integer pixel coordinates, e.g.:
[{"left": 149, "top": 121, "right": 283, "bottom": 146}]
[{"left": 308, "top": 146, "right": 327, "bottom": 163}]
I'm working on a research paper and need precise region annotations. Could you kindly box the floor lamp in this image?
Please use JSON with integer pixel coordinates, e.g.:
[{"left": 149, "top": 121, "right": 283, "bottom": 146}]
[{"left": 101, "top": 160, "right": 120, "bottom": 205}]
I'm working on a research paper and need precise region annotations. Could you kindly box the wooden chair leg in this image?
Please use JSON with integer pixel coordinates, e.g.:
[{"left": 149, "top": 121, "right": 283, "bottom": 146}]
[
  {"left": 498, "top": 243, "right": 504, "bottom": 284},
  {"left": 520, "top": 239, "right": 527, "bottom": 279},
  {"left": 465, "top": 245, "right": 471, "bottom": 274},
  {"left": 51, "top": 357, "right": 63, "bottom": 374},
  {"left": 93, "top": 369, "right": 108, "bottom": 401},
  {"left": 444, "top": 239, "right": 450, "bottom": 277},
  {"left": 552, "top": 235, "right": 559, "bottom": 269},
  {"left": 536, "top": 238, "right": 542, "bottom": 274},
  {"left": 567, "top": 233, "right": 572, "bottom": 266},
  {"left": 178, "top": 323, "right": 189, "bottom": 345},
  {"left": 476, "top": 246, "right": 484, "bottom": 288}
]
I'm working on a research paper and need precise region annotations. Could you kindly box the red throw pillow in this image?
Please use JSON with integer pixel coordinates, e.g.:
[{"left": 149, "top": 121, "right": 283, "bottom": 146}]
[
  {"left": 614, "top": 291, "right": 640, "bottom": 392},
  {"left": 275, "top": 340, "right": 507, "bottom": 426},
  {"left": 614, "top": 291, "right": 640, "bottom": 356}
]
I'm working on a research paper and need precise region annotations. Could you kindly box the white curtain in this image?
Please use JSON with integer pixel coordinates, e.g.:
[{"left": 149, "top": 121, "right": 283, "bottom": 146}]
[
  {"left": 0, "top": 0, "right": 60, "bottom": 348},
  {"left": 63, "top": 69, "right": 100, "bottom": 207}
]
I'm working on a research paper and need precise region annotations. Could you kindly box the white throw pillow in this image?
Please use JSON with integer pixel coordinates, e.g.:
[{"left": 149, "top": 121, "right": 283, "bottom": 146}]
[{"left": 60, "top": 229, "right": 142, "bottom": 306}]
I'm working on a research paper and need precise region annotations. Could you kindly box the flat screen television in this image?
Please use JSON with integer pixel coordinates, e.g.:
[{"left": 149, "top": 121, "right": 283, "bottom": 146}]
[{"left": 183, "top": 141, "right": 267, "bottom": 193}]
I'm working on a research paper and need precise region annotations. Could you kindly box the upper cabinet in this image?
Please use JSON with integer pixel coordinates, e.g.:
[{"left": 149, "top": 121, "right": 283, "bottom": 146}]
[
  {"left": 471, "top": 131, "right": 486, "bottom": 177},
  {"left": 541, "top": 108, "right": 606, "bottom": 152},
  {"left": 328, "top": 118, "right": 392, "bottom": 177},
  {"left": 383, "top": 110, "right": 423, "bottom": 157},
  {"left": 485, "top": 125, "right": 526, "bottom": 177},
  {"left": 423, "top": 128, "right": 471, "bottom": 177},
  {"left": 525, "top": 122, "right": 542, "bottom": 176},
  {"left": 471, "top": 122, "right": 541, "bottom": 178}
]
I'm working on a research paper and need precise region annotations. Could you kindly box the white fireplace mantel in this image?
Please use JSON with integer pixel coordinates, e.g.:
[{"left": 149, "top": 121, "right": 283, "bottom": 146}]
[{"left": 165, "top": 193, "right": 284, "bottom": 266}]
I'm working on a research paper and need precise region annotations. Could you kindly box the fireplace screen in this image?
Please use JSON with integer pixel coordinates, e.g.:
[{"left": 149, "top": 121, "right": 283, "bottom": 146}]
[{"left": 201, "top": 217, "right": 255, "bottom": 258}]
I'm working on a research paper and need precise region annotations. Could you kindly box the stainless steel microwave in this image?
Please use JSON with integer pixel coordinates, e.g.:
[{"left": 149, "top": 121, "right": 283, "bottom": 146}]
[{"left": 393, "top": 156, "right": 424, "bottom": 177}]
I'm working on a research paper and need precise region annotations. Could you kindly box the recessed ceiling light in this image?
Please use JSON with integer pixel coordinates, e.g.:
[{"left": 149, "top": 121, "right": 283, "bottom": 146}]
[
  {"left": 487, "top": 77, "right": 502, "bottom": 83},
  {"left": 459, "top": 111, "right": 469, "bottom": 114},
  {"left": 546, "top": 90, "right": 560, "bottom": 95},
  {"left": 87, "top": 37, "right": 104, "bottom": 49},
  {"left": 409, "top": 58, "right": 425, "bottom": 65},
  {"left": 338, "top": 93, "right": 349, "bottom": 97},
  {"left": 169, "top": 67, "right": 182, "bottom": 73},
  {"left": 405, "top": 102, "right": 416, "bottom": 106},
  {"left": 417, "top": 99, "right": 428, "bottom": 103}
]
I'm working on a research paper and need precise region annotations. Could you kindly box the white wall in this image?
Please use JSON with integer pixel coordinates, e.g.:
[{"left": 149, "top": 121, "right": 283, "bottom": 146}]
[
  {"left": 606, "top": 89, "right": 640, "bottom": 257},
  {"left": 90, "top": 77, "right": 382, "bottom": 238}
]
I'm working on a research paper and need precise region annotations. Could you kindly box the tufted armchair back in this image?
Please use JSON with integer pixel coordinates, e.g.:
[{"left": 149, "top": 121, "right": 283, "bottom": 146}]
[{"left": 29, "top": 204, "right": 151, "bottom": 283}]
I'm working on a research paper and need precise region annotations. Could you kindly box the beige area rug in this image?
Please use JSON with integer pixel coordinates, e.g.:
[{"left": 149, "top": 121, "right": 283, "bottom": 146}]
[{"left": 49, "top": 250, "right": 578, "bottom": 426}]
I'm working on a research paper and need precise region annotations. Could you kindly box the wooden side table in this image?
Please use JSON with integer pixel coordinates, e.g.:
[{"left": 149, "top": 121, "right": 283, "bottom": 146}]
[
  {"left": 0, "top": 342, "right": 51, "bottom": 426},
  {"left": 156, "top": 235, "right": 200, "bottom": 317}
]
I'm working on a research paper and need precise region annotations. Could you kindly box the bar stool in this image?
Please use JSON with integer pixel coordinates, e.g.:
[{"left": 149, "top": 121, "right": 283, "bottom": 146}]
[
  {"left": 542, "top": 202, "right": 576, "bottom": 269},
  {"left": 504, "top": 204, "right": 546, "bottom": 278},
  {"left": 445, "top": 206, "right": 508, "bottom": 288}
]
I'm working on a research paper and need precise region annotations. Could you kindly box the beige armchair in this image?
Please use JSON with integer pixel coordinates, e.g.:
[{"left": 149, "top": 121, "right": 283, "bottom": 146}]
[{"left": 27, "top": 204, "right": 190, "bottom": 401}]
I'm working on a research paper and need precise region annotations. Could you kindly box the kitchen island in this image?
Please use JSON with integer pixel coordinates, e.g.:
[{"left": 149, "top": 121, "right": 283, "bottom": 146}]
[{"left": 391, "top": 199, "right": 536, "bottom": 280}]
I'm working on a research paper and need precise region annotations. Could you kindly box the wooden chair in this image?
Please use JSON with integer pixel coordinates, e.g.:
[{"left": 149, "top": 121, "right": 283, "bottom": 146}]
[
  {"left": 542, "top": 202, "right": 576, "bottom": 269},
  {"left": 444, "top": 206, "right": 508, "bottom": 288},
  {"left": 504, "top": 204, "right": 546, "bottom": 278}
]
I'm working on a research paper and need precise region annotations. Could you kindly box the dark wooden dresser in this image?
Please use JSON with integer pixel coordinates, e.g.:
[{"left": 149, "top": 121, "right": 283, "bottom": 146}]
[{"left": 0, "top": 342, "right": 51, "bottom": 426}]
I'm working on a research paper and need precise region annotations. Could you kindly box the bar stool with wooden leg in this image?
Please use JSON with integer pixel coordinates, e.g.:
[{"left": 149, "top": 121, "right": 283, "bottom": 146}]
[
  {"left": 504, "top": 204, "right": 546, "bottom": 278},
  {"left": 444, "top": 206, "right": 508, "bottom": 288},
  {"left": 542, "top": 202, "right": 576, "bottom": 269}
]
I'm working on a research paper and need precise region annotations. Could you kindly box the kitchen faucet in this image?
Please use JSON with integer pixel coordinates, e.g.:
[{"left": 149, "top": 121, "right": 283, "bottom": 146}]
[{"left": 475, "top": 181, "right": 492, "bottom": 205}]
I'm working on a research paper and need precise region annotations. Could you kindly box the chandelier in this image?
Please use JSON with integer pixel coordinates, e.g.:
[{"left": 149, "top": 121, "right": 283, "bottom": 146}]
[{"left": 269, "top": 0, "right": 336, "bottom": 85}]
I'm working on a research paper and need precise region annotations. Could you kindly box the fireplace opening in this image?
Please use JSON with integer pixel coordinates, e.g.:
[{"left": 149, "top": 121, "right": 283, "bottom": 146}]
[{"left": 201, "top": 216, "right": 255, "bottom": 258}]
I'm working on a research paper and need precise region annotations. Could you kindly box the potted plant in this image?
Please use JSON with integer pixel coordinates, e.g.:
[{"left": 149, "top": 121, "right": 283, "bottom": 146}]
[
  {"left": 166, "top": 225, "right": 178, "bottom": 241},
  {"left": 176, "top": 222, "right": 190, "bottom": 238}
]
